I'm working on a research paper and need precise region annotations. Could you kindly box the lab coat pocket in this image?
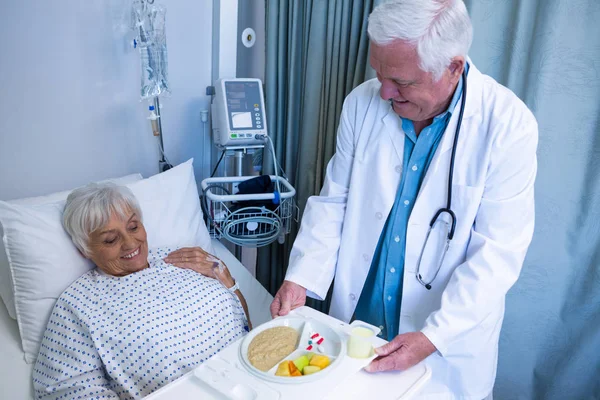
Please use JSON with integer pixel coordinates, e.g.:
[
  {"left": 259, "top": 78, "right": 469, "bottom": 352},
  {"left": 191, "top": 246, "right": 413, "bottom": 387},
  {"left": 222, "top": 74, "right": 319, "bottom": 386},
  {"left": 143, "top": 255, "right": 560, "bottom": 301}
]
[
  {"left": 432, "top": 184, "right": 483, "bottom": 282},
  {"left": 448, "top": 184, "right": 484, "bottom": 246}
]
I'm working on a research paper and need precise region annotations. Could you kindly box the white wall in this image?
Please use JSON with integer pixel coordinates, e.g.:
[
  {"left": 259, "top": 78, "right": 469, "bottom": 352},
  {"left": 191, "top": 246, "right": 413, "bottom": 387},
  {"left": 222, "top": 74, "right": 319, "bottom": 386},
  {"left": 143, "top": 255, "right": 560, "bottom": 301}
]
[
  {"left": 0, "top": 0, "right": 214, "bottom": 201},
  {"left": 237, "top": 0, "right": 265, "bottom": 81}
]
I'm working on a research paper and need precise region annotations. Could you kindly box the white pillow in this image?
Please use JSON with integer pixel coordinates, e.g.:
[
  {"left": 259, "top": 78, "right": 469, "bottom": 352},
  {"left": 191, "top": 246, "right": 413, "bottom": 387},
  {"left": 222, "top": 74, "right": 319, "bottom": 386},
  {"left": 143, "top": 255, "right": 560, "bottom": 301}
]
[
  {"left": 128, "top": 159, "right": 214, "bottom": 254},
  {"left": 0, "top": 174, "right": 143, "bottom": 320},
  {"left": 0, "top": 159, "right": 213, "bottom": 363}
]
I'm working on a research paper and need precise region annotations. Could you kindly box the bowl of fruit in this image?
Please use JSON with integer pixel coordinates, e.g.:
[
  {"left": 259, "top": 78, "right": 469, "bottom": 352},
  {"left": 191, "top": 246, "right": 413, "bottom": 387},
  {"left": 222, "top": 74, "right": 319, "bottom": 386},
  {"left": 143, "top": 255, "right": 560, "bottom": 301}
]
[{"left": 238, "top": 316, "right": 344, "bottom": 383}]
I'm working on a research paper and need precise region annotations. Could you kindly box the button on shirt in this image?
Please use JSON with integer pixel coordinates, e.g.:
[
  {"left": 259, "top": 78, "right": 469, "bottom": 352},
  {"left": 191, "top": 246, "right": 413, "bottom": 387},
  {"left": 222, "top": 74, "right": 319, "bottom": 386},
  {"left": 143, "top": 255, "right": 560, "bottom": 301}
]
[{"left": 354, "top": 66, "right": 468, "bottom": 340}]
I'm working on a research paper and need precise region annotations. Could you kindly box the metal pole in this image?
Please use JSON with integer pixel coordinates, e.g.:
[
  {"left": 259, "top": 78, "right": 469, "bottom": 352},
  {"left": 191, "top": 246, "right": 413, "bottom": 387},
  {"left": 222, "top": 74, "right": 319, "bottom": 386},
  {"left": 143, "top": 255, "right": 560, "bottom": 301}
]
[
  {"left": 154, "top": 97, "right": 165, "bottom": 163},
  {"left": 234, "top": 150, "right": 244, "bottom": 261},
  {"left": 234, "top": 150, "right": 244, "bottom": 176}
]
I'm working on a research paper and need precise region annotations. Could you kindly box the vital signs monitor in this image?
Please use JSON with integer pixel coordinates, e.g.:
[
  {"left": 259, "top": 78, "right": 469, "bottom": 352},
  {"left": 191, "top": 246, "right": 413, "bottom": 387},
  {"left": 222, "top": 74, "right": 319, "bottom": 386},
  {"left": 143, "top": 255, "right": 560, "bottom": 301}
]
[{"left": 211, "top": 78, "right": 268, "bottom": 146}]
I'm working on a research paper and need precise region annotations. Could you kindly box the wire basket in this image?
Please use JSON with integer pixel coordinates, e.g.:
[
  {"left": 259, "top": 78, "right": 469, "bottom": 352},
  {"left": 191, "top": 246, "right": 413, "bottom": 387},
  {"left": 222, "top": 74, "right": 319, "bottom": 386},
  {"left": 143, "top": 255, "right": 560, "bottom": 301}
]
[{"left": 201, "top": 176, "right": 299, "bottom": 247}]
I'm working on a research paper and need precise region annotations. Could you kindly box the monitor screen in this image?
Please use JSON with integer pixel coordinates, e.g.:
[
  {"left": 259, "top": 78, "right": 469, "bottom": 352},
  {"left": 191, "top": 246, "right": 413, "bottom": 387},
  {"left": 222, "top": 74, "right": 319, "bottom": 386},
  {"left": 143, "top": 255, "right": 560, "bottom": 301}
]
[
  {"left": 225, "top": 81, "right": 264, "bottom": 131},
  {"left": 231, "top": 112, "right": 253, "bottom": 128}
]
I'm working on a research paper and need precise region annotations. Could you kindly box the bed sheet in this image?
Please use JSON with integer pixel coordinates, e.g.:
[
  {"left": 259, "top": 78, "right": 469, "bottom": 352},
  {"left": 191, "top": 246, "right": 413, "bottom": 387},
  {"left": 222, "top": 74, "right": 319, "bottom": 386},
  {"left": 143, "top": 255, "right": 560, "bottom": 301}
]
[{"left": 0, "top": 239, "right": 274, "bottom": 400}]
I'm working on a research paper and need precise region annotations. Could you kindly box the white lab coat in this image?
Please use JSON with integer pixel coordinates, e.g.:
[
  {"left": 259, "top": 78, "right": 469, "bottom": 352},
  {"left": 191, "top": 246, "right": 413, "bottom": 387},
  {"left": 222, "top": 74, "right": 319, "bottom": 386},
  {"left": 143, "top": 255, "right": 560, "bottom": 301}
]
[{"left": 285, "top": 62, "right": 537, "bottom": 399}]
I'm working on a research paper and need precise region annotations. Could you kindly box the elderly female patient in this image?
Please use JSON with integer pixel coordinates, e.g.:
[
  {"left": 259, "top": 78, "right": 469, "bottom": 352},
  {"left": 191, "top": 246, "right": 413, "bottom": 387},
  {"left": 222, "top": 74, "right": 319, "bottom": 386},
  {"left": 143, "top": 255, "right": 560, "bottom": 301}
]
[{"left": 33, "top": 183, "right": 251, "bottom": 399}]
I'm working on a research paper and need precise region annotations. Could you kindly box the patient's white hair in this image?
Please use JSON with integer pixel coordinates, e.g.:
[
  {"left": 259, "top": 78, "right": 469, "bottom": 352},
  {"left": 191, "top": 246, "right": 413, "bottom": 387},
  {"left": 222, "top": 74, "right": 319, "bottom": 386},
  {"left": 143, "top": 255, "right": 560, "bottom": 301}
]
[
  {"left": 368, "top": 0, "right": 473, "bottom": 81},
  {"left": 63, "top": 183, "right": 143, "bottom": 256}
]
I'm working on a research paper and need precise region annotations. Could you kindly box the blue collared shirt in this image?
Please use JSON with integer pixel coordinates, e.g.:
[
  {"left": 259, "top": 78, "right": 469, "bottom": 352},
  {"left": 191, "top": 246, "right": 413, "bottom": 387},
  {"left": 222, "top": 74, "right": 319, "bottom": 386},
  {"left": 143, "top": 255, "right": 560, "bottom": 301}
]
[{"left": 354, "top": 66, "right": 468, "bottom": 340}]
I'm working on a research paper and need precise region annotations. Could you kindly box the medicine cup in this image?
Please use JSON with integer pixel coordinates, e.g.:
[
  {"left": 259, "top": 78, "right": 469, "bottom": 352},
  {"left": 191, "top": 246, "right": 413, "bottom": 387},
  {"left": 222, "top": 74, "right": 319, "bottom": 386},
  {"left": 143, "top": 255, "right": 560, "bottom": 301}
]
[{"left": 347, "top": 326, "right": 375, "bottom": 359}]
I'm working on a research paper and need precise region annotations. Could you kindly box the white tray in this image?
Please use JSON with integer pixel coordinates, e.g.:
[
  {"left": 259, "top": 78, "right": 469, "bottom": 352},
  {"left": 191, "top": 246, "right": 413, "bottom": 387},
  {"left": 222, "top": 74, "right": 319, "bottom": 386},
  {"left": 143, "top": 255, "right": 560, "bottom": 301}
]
[{"left": 145, "top": 307, "right": 431, "bottom": 400}]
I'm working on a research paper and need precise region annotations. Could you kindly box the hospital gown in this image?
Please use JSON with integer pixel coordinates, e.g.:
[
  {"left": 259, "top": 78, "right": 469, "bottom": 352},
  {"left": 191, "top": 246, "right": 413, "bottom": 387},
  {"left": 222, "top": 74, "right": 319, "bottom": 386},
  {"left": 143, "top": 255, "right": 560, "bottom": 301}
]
[{"left": 33, "top": 247, "right": 249, "bottom": 400}]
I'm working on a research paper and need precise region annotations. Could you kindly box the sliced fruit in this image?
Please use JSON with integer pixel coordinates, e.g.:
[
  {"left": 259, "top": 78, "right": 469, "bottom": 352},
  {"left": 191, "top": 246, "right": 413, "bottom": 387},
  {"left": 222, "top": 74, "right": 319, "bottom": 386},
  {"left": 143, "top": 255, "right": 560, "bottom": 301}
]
[
  {"left": 302, "top": 365, "right": 321, "bottom": 375},
  {"left": 288, "top": 361, "right": 302, "bottom": 377},
  {"left": 305, "top": 352, "right": 315, "bottom": 362},
  {"left": 275, "top": 361, "right": 291, "bottom": 377},
  {"left": 293, "top": 355, "right": 310, "bottom": 373},
  {"left": 309, "top": 354, "right": 330, "bottom": 370}
]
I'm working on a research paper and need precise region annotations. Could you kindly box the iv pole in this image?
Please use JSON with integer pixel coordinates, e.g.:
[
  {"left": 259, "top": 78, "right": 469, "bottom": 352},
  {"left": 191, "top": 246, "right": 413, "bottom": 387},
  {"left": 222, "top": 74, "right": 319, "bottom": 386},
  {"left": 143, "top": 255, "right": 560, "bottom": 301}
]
[{"left": 153, "top": 96, "right": 171, "bottom": 172}]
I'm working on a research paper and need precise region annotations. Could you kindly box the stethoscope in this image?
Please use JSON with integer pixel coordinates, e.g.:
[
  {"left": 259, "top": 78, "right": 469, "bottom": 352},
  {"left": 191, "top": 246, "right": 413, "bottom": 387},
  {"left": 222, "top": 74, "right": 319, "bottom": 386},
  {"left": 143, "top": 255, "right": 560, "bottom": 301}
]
[{"left": 413, "top": 70, "right": 468, "bottom": 290}]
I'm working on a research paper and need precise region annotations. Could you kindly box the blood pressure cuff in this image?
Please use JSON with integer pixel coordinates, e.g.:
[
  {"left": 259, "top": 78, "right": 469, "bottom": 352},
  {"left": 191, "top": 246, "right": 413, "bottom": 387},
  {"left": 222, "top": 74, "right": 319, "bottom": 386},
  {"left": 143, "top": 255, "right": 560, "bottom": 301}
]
[{"left": 232, "top": 175, "right": 278, "bottom": 211}]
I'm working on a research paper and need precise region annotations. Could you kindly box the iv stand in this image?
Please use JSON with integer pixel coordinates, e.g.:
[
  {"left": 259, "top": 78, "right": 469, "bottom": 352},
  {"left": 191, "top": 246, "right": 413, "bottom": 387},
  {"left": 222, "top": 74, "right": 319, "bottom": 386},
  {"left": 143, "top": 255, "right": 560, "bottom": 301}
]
[
  {"left": 154, "top": 97, "right": 171, "bottom": 172},
  {"left": 233, "top": 151, "right": 244, "bottom": 261}
]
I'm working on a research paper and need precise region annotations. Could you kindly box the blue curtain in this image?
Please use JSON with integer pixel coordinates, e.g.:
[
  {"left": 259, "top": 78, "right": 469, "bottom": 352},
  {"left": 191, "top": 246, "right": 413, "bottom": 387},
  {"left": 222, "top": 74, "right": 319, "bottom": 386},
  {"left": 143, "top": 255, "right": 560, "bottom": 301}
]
[
  {"left": 462, "top": 0, "right": 600, "bottom": 398},
  {"left": 262, "top": 0, "right": 600, "bottom": 397},
  {"left": 258, "top": 0, "right": 382, "bottom": 311}
]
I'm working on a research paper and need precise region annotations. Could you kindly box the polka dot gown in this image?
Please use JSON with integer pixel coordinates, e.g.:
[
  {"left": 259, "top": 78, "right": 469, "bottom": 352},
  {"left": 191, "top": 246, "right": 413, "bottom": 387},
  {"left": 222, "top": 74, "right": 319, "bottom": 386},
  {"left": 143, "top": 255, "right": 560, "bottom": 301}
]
[{"left": 33, "top": 247, "right": 248, "bottom": 399}]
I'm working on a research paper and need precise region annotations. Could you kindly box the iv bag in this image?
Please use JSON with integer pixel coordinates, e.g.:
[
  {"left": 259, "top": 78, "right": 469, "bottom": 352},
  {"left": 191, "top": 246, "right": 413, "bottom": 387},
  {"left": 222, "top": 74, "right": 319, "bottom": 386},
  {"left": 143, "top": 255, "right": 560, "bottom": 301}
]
[{"left": 132, "top": 0, "right": 170, "bottom": 99}]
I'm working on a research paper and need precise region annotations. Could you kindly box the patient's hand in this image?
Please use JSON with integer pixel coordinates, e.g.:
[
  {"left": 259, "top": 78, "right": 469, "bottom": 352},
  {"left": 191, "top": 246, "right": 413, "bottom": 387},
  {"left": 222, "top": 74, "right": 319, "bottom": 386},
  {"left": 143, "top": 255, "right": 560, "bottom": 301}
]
[
  {"left": 164, "top": 247, "right": 235, "bottom": 288},
  {"left": 165, "top": 247, "right": 251, "bottom": 333}
]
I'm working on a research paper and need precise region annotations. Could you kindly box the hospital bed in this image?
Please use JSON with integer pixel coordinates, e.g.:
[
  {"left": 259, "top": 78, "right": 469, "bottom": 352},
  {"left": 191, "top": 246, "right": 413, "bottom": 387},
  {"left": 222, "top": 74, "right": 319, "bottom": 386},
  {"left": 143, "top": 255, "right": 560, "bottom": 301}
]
[
  {"left": 0, "top": 163, "right": 429, "bottom": 399},
  {"left": 0, "top": 238, "right": 274, "bottom": 400},
  {"left": 0, "top": 163, "right": 274, "bottom": 399}
]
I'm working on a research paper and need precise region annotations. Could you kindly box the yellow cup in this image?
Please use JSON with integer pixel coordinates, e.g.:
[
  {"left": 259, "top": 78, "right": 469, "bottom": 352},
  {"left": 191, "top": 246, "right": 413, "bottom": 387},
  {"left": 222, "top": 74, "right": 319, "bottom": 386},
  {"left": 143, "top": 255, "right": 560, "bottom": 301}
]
[{"left": 347, "top": 326, "right": 375, "bottom": 359}]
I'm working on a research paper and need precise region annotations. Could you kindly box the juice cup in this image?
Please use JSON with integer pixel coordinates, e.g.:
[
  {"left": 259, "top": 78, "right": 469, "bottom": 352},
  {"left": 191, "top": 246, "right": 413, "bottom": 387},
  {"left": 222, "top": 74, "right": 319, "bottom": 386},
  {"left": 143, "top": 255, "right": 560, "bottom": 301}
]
[{"left": 347, "top": 326, "right": 375, "bottom": 359}]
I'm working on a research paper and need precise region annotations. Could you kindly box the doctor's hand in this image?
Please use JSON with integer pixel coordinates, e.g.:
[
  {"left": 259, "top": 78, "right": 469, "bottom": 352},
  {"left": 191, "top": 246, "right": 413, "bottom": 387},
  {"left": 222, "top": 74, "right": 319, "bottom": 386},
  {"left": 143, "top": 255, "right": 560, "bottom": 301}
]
[
  {"left": 270, "top": 280, "right": 307, "bottom": 318},
  {"left": 364, "top": 332, "right": 436, "bottom": 373}
]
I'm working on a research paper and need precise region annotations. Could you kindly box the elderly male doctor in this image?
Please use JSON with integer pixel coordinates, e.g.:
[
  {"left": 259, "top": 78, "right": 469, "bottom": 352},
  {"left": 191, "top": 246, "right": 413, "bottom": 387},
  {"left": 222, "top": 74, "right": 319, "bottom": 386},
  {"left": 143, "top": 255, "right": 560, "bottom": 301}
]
[{"left": 270, "top": 0, "right": 537, "bottom": 399}]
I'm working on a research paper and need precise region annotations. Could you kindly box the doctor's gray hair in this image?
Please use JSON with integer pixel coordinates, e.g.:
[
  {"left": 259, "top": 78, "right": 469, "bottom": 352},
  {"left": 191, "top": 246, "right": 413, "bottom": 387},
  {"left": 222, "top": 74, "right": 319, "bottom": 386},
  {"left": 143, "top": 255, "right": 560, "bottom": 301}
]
[
  {"left": 368, "top": 0, "right": 473, "bottom": 81},
  {"left": 63, "top": 182, "right": 143, "bottom": 256}
]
